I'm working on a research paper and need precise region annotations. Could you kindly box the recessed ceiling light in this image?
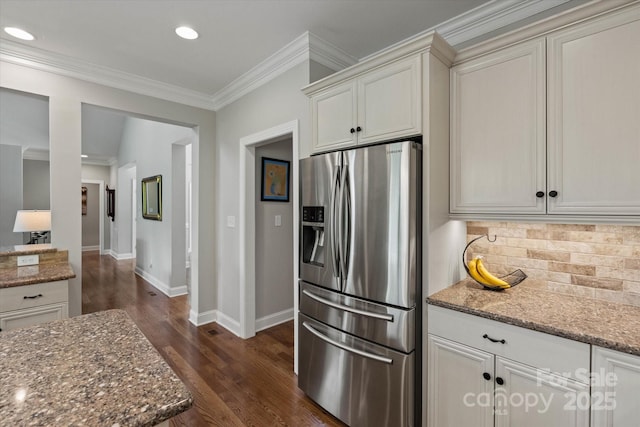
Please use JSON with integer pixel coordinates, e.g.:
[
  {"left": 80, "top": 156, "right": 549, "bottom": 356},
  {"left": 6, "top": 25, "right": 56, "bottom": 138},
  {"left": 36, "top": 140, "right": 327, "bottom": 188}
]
[
  {"left": 4, "top": 27, "right": 35, "bottom": 41},
  {"left": 81, "top": 154, "right": 88, "bottom": 158},
  {"left": 175, "top": 26, "right": 198, "bottom": 40}
]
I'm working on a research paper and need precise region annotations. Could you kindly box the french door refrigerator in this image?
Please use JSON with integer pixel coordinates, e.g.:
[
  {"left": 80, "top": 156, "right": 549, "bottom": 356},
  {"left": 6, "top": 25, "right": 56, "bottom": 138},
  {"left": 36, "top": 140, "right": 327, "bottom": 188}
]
[{"left": 298, "top": 140, "right": 421, "bottom": 427}]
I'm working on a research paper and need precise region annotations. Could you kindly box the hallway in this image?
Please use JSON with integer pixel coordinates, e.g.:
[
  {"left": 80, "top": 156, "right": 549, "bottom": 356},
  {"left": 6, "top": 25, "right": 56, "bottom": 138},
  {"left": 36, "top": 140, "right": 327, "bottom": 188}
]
[{"left": 81, "top": 251, "right": 343, "bottom": 426}]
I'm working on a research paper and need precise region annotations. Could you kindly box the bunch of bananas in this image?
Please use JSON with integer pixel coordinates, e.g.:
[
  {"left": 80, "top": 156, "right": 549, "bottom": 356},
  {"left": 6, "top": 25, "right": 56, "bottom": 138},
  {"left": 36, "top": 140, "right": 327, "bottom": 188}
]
[{"left": 467, "top": 256, "right": 510, "bottom": 289}]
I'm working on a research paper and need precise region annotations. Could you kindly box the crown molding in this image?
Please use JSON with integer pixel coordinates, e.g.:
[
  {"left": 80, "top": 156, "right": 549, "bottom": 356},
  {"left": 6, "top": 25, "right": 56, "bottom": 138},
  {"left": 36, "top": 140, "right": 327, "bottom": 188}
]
[
  {"left": 22, "top": 148, "right": 49, "bottom": 161},
  {"left": 210, "top": 32, "right": 356, "bottom": 110},
  {"left": 436, "top": 0, "right": 572, "bottom": 47},
  {"left": 0, "top": 0, "right": 590, "bottom": 111},
  {"left": 0, "top": 40, "right": 216, "bottom": 110}
]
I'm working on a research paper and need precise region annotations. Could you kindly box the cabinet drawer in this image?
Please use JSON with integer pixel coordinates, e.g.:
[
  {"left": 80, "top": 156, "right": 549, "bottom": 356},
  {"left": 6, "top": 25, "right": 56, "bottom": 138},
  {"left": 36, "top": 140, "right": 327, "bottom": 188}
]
[
  {"left": 0, "top": 281, "right": 68, "bottom": 312},
  {"left": 0, "top": 303, "right": 68, "bottom": 332},
  {"left": 428, "top": 305, "right": 590, "bottom": 380}
]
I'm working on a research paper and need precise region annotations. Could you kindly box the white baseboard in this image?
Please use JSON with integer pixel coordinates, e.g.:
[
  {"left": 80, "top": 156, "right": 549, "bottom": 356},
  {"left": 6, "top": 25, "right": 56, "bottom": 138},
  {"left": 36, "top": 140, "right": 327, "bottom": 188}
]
[
  {"left": 189, "top": 309, "right": 216, "bottom": 326},
  {"left": 110, "top": 251, "right": 134, "bottom": 260},
  {"left": 82, "top": 245, "right": 100, "bottom": 252},
  {"left": 215, "top": 311, "right": 241, "bottom": 336},
  {"left": 256, "top": 308, "right": 294, "bottom": 332},
  {"left": 134, "top": 267, "right": 187, "bottom": 297}
]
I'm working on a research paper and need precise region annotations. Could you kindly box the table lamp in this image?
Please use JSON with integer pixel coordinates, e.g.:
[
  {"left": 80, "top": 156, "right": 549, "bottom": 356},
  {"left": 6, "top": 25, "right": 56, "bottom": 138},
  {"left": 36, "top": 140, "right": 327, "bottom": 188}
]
[{"left": 13, "top": 210, "right": 51, "bottom": 244}]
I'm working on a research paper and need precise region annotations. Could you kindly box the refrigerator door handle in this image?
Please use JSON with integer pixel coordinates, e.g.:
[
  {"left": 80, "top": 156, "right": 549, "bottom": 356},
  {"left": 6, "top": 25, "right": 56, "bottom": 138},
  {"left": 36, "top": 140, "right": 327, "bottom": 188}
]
[
  {"left": 342, "top": 163, "right": 351, "bottom": 276},
  {"left": 330, "top": 165, "right": 341, "bottom": 279},
  {"left": 302, "top": 289, "right": 394, "bottom": 321},
  {"left": 302, "top": 321, "right": 394, "bottom": 365},
  {"left": 336, "top": 163, "right": 345, "bottom": 286},
  {"left": 338, "top": 162, "right": 349, "bottom": 284}
]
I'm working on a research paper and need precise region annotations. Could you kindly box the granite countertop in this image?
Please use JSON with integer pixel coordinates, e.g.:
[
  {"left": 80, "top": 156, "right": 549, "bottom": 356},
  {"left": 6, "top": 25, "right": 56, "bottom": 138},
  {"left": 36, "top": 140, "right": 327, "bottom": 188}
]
[
  {"left": 0, "top": 245, "right": 75, "bottom": 289},
  {"left": 0, "top": 309, "right": 193, "bottom": 426},
  {"left": 0, "top": 244, "right": 57, "bottom": 257},
  {"left": 0, "top": 263, "right": 76, "bottom": 289},
  {"left": 428, "top": 279, "right": 640, "bottom": 357}
]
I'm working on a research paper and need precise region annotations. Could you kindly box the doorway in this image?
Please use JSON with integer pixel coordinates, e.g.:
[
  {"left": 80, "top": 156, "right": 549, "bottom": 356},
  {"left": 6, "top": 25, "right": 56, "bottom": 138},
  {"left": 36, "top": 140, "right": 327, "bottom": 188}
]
[
  {"left": 80, "top": 180, "right": 105, "bottom": 253},
  {"left": 238, "top": 120, "right": 299, "bottom": 359}
]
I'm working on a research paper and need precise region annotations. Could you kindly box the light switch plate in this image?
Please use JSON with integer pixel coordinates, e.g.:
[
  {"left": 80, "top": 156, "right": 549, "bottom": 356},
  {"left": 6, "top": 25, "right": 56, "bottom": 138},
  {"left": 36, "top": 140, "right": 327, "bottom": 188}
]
[
  {"left": 17, "top": 254, "right": 39, "bottom": 266},
  {"left": 275, "top": 215, "right": 282, "bottom": 227}
]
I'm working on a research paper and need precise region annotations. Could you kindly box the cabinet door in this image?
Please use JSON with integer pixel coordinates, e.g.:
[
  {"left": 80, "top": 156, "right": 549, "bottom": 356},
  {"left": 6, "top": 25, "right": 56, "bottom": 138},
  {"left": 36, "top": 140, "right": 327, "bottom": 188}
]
[
  {"left": 357, "top": 55, "right": 421, "bottom": 144},
  {"left": 427, "top": 334, "right": 494, "bottom": 427},
  {"left": 0, "top": 302, "right": 68, "bottom": 332},
  {"left": 494, "top": 357, "right": 589, "bottom": 427},
  {"left": 451, "top": 39, "right": 546, "bottom": 214},
  {"left": 547, "top": 10, "right": 640, "bottom": 215},
  {"left": 311, "top": 80, "right": 357, "bottom": 153},
  {"left": 591, "top": 346, "right": 640, "bottom": 427}
]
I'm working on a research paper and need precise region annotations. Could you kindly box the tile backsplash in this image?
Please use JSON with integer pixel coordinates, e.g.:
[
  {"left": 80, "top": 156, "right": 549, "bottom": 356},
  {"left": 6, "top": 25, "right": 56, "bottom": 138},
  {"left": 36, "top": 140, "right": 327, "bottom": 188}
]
[{"left": 466, "top": 222, "right": 640, "bottom": 307}]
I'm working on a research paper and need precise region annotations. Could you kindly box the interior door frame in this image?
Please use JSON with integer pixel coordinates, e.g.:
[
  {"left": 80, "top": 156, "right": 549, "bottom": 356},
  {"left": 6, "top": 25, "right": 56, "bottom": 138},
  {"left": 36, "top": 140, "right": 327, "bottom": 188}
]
[
  {"left": 81, "top": 179, "right": 104, "bottom": 254},
  {"left": 239, "top": 120, "right": 299, "bottom": 370}
]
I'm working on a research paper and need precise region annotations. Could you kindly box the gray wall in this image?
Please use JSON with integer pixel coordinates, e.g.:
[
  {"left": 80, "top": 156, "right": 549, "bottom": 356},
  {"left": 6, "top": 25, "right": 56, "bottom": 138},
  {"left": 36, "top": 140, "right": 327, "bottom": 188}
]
[
  {"left": 23, "top": 159, "right": 51, "bottom": 211},
  {"left": 117, "top": 116, "right": 194, "bottom": 294},
  {"left": 1, "top": 60, "right": 217, "bottom": 319},
  {"left": 0, "top": 144, "right": 23, "bottom": 246},
  {"left": 214, "top": 60, "right": 333, "bottom": 323},
  {"left": 81, "top": 183, "right": 100, "bottom": 247},
  {"left": 255, "top": 138, "right": 293, "bottom": 321}
]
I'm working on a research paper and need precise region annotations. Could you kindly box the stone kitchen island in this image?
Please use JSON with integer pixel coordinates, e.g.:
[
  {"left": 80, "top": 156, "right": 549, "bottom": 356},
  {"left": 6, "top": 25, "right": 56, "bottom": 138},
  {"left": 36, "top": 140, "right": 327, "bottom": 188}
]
[{"left": 0, "top": 309, "right": 193, "bottom": 426}]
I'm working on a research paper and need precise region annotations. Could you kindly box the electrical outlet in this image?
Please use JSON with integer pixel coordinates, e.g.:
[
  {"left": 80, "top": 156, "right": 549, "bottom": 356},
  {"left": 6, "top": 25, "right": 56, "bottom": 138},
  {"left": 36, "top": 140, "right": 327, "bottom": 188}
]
[
  {"left": 17, "top": 255, "right": 39, "bottom": 266},
  {"left": 227, "top": 216, "right": 236, "bottom": 228}
]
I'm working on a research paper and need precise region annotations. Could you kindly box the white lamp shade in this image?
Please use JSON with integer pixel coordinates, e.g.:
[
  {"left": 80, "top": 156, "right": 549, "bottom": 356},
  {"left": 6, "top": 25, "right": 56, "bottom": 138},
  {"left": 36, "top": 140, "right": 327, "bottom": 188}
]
[{"left": 13, "top": 210, "right": 51, "bottom": 232}]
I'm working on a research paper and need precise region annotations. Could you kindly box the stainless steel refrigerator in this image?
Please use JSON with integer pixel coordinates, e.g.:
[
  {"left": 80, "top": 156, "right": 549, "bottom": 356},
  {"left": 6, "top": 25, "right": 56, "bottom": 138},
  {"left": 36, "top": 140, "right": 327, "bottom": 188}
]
[{"left": 298, "top": 140, "right": 421, "bottom": 427}]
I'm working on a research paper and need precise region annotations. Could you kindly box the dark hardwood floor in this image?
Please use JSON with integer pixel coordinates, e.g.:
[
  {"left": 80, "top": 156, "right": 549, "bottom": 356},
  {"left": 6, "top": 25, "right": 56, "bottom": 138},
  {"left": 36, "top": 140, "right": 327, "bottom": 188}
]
[{"left": 81, "top": 251, "right": 344, "bottom": 426}]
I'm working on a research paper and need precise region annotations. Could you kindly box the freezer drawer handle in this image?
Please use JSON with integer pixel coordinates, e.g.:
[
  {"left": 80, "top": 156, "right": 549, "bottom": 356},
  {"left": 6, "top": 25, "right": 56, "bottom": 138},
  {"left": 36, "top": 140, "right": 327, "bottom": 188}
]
[
  {"left": 302, "top": 289, "right": 394, "bottom": 322},
  {"left": 302, "top": 321, "right": 393, "bottom": 365}
]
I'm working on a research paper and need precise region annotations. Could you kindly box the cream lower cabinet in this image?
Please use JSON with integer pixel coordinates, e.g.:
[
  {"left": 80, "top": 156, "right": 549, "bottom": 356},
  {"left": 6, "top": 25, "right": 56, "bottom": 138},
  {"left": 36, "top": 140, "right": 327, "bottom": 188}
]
[
  {"left": 428, "top": 335, "right": 589, "bottom": 427},
  {"left": 428, "top": 305, "right": 591, "bottom": 427},
  {"left": 591, "top": 346, "right": 640, "bottom": 426},
  {"left": 0, "top": 280, "right": 69, "bottom": 332}
]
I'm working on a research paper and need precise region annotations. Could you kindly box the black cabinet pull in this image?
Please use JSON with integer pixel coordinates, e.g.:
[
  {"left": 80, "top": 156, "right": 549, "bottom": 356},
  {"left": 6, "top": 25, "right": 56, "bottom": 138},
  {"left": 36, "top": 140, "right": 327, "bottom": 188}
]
[
  {"left": 356, "top": 126, "right": 362, "bottom": 132},
  {"left": 549, "top": 190, "right": 558, "bottom": 197},
  {"left": 483, "top": 372, "right": 491, "bottom": 381},
  {"left": 350, "top": 128, "right": 356, "bottom": 134},
  {"left": 23, "top": 294, "right": 43, "bottom": 300},
  {"left": 536, "top": 191, "right": 545, "bottom": 198},
  {"left": 483, "top": 334, "right": 506, "bottom": 344},
  {"left": 496, "top": 377, "right": 505, "bottom": 385}
]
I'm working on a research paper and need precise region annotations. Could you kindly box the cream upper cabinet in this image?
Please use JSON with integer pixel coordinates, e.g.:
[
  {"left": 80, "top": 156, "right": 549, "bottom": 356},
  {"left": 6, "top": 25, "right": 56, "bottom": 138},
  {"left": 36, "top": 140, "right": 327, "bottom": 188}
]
[
  {"left": 451, "top": 4, "right": 640, "bottom": 219},
  {"left": 310, "top": 55, "right": 422, "bottom": 153},
  {"left": 311, "top": 80, "right": 357, "bottom": 152},
  {"left": 546, "top": 9, "right": 640, "bottom": 215},
  {"left": 450, "top": 38, "right": 546, "bottom": 214}
]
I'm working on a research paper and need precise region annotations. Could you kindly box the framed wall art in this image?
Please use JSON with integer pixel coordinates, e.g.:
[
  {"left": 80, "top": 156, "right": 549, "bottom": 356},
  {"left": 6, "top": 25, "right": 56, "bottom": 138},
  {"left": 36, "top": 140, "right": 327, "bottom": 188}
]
[{"left": 261, "top": 157, "right": 290, "bottom": 202}]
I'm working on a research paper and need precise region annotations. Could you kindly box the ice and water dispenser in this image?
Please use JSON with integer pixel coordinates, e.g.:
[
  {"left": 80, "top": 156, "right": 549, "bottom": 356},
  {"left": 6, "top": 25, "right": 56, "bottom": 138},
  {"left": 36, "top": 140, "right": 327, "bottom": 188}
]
[{"left": 301, "top": 206, "right": 325, "bottom": 266}]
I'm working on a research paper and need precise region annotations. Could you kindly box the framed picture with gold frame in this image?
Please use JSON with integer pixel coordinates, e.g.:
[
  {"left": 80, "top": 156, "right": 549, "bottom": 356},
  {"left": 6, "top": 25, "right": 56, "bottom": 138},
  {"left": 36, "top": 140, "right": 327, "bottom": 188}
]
[{"left": 142, "top": 175, "right": 162, "bottom": 220}]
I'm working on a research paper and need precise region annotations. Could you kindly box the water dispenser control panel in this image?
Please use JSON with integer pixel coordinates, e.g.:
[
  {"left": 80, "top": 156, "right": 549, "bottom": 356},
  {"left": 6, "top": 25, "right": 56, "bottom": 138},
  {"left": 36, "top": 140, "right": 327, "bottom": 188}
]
[{"left": 302, "top": 206, "right": 324, "bottom": 223}]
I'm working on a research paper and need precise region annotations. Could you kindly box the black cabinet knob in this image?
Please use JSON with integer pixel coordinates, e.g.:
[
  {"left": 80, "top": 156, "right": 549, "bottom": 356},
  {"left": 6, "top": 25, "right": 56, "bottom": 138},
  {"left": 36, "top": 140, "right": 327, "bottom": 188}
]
[
  {"left": 356, "top": 126, "right": 362, "bottom": 132},
  {"left": 536, "top": 191, "right": 545, "bottom": 198},
  {"left": 549, "top": 190, "right": 558, "bottom": 197},
  {"left": 483, "top": 372, "right": 491, "bottom": 381},
  {"left": 496, "top": 377, "right": 505, "bottom": 385},
  {"left": 350, "top": 128, "right": 356, "bottom": 134}
]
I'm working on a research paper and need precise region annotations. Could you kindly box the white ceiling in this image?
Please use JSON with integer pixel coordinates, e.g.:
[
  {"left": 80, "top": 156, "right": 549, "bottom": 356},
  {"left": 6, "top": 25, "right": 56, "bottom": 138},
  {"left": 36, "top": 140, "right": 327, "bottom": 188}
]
[
  {"left": 0, "top": 0, "right": 586, "bottom": 163},
  {"left": 0, "top": 0, "right": 493, "bottom": 96}
]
